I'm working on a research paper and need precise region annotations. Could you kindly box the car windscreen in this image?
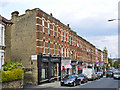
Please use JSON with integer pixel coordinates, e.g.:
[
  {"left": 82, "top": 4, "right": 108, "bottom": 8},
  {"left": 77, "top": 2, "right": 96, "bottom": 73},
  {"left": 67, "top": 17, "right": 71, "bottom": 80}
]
[
  {"left": 107, "top": 71, "right": 112, "bottom": 73},
  {"left": 114, "top": 72, "right": 120, "bottom": 75},
  {"left": 97, "top": 72, "right": 102, "bottom": 74},
  {"left": 78, "top": 74, "right": 84, "bottom": 77},
  {"left": 64, "top": 75, "right": 76, "bottom": 79}
]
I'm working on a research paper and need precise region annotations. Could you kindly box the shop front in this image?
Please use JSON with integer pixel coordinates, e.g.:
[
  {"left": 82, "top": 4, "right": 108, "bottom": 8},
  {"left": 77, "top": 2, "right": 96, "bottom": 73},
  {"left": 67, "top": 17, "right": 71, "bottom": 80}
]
[
  {"left": 61, "top": 58, "right": 72, "bottom": 78},
  {"left": 78, "top": 61, "right": 83, "bottom": 74},
  {"left": 37, "top": 53, "right": 61, "bottom": 84},
  {"left": 71, "top": 60, "right": 78, "bottom": 75}
]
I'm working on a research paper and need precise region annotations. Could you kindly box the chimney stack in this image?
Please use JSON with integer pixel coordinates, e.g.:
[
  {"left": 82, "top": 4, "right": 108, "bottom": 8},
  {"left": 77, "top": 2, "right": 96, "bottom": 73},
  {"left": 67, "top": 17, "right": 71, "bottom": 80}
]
[{"left": 11, "top": 11, "right": 19, "bottom": 17}]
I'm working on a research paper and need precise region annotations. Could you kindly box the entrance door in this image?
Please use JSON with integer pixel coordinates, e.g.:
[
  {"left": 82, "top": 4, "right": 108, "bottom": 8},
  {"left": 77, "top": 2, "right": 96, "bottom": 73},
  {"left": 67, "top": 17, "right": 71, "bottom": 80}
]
[{"left": 0, "top": 50, "right": 4, "bottom": 70}]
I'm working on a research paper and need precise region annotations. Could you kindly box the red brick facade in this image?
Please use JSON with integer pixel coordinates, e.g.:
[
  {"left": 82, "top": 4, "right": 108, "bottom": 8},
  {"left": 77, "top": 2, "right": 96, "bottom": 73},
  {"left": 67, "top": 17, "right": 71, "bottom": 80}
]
[{"left": 35, "top": 8, "right": 108, "bottom": 64}]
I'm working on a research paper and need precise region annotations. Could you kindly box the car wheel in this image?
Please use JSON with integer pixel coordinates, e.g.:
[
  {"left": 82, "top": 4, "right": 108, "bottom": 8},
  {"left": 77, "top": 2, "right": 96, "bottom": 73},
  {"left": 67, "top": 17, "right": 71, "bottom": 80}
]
[
  {"left": 78, "top": 80, "right": 81, "bottom": 85},
  {"left": 61, "top": 83, "right": 64, "bottom": 86},
  {"left": 72, "top": 82, "right": 76, "bottom": 87}
]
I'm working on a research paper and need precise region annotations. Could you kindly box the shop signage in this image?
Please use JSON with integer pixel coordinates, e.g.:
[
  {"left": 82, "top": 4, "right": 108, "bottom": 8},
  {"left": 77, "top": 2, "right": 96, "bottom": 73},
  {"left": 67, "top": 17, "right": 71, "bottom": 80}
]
[{"left": 31, "top": 55, "right": 37, "bottom": 60}]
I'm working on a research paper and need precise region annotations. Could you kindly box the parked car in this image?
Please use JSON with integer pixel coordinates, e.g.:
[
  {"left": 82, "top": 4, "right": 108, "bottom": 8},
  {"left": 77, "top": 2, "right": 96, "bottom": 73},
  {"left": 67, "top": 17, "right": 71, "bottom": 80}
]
[
  {"left": 95, "top": 73, "right": 99, "bottom": 79},
  {"left": 82, "top": 68, "right": 96, "bottom": 80},
  {"left": 106, "top": 70, "right": 113, "bottom": 77},
  {"left": 77, "top": 74, "right": 88, "bottom": 83},
  {"left": 97, "top": 72, "right": 103, "bottom": 78},
  {"left": 113, "top": 71, "right": 120, "bottom": 80},
  {"left": 61, "top": 75, "right": 81, "bottom": 86}
]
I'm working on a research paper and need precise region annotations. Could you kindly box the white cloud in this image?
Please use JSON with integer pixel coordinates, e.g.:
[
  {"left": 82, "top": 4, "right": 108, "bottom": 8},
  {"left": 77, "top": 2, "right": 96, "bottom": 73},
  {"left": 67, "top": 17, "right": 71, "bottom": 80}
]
[{"left": 85, "top": 35, "right": 118, "bottom": 58}]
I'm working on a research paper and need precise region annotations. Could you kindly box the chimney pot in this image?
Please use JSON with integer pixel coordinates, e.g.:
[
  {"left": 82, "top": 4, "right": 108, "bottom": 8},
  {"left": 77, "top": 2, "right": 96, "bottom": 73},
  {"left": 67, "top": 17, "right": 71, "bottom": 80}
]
[
  {"left": 67, "top": 24, "right": 69, "bottom": 27},
  {"left": 50, "top": 13, "right": 53, "bottom": 16},
  {"left": 11, "top": 11, "right": 19, "bottom": 17}
]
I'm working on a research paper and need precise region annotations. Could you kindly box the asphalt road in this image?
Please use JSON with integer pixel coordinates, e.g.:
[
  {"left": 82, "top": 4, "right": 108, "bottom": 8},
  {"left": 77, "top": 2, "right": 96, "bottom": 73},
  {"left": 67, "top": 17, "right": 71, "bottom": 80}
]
[
  {"left": 79, "top": 77, "right": 119, "bottom": 88},
  {"left": 23, "top": 77, "right": 119, "bottom": 90}
]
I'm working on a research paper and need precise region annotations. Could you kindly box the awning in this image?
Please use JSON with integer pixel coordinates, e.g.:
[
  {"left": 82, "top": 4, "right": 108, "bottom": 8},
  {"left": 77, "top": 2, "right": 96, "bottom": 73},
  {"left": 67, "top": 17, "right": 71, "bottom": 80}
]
[
  {"left": 78, "top": 67, "right": 81, "bottom": 70},
  {"left": 65, "top": 64, "right": 72, "bottom": 69},
  {"left": 62, "top": 66, "right": 65, "bottom": 69}
]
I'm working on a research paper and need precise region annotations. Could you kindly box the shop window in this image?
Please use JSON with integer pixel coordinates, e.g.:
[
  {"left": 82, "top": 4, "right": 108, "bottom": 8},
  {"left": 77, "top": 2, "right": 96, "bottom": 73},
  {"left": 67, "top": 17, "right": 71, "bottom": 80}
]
[
  {"left": 41, "top": 63, "right": 48, "bottom": 80},
  {"left": 51, "top": 63, "right": 58, "bottom": 77}
]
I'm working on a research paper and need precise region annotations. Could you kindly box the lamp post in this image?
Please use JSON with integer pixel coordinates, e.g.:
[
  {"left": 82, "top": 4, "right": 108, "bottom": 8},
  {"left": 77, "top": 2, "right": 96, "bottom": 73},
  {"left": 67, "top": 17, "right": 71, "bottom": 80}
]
[{"left": 108, "top": 19, "right": 120, "bottom": 22}]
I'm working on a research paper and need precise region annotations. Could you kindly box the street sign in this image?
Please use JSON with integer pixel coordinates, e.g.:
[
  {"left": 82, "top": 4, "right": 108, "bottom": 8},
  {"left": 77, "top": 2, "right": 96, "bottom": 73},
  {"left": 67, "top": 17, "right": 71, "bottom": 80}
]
[{"left": 31, "top": 55, "right": 37, "bottom": 60}]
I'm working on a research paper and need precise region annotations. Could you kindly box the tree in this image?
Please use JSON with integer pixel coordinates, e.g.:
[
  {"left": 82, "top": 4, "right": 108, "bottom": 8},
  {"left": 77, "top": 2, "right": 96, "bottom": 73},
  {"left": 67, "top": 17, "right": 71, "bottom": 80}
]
[
  {"left": 113, "top": 60, "right": 120, "bottom": 69},
  {"left": 108, "top": 58, "right": 112, "bottom": 67}
]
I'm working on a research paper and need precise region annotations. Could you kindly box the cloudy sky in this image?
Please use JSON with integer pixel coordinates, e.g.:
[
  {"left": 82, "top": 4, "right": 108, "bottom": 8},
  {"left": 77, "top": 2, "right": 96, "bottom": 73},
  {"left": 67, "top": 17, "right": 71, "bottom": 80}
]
[{"left": 0, "top": 0, "right": 119, "bottom": 58}]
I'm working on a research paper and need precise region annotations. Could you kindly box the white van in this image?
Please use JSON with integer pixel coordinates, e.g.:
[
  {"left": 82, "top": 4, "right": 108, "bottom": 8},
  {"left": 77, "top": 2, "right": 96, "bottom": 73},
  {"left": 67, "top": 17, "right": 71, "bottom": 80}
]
[{"left": 82, "top": 68, "right": 96, "bottom": 80}]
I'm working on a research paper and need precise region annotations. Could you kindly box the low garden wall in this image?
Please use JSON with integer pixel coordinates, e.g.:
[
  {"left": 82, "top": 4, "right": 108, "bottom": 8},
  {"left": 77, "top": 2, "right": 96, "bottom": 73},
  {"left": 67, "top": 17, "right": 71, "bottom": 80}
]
[{"left": 2, "top": 79, "right": 23, "bottom": 88}]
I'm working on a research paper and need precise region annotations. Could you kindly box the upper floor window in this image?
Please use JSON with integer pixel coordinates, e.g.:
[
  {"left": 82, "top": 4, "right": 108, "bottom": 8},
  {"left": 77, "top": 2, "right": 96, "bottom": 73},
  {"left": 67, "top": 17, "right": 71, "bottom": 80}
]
[
  {"left": 61, "top": 30, "right": 63, "bottom": 41},
  {"left": 53, "top": 24, "right": 55, "bottom": 36},
  {"left": 57, "top": 44, "right": 59, "bottom": 55},
  {"left": 0, "top": 25, "right": 5, "bottom": 46},
  {"left": 57, "top": 26, "right": 58, "bottom": 37},
  {"left": 67, "top": 32, "right": 68, "bottom": 42},
  {"left": 53, "top": 43, "right": 55, "bottom": 55},
  {"left": 43, "top": 40, "right": 45, "bottom": 54},
  {"left": 70, "top": 36, "right": 71, "bottom": 45},
  {"left": 64, "top": 48, "right": 66, "bottom": 57},
  {"left": 48, "top": 41, "right": 50, "bottom": 54},
  {"left": 67, "top": 48, "right": 69, "bottom": 57},
  {"left": 64, "top": 31, "right": 66, "bottom": 41},
  {"left": 48, "top": 22, "right": 50, "bottom": 34},
  {"left": 42, "top": 19, "right": 44, "bottom": 32},
  {"left": 61, "top": 47, "right": 63, "bottom": 57}
]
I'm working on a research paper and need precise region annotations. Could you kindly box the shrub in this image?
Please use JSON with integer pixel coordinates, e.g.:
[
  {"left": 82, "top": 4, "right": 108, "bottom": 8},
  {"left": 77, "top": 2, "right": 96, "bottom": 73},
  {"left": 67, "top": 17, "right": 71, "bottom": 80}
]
[
  {"left": 2, "top": 61, "right": 23, "bottom": 71},
  {"left": 1, "top": 68, "right": 23, "bottom": 82}
]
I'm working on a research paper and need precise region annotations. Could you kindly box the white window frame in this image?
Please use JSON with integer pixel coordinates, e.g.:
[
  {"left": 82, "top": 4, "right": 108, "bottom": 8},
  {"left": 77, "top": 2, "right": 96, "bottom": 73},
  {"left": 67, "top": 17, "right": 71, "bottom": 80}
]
[
  {"left": 53, "top": 24, "right": 55, "bottom": 36},
  {"left": 48, "top": 22, "right": 50, "bottom": 34},
  {"left": 42, "top": 19, "right": 44, "bottom": 32},
  {"left": 48, "top": 41, "right": 50, "bottom": 54},
  {"left": 67, "top": 32, "right": 68, "bottom": 42},
  {"left": 0, "top": 24, "right": 5, "bottom": 46},
  {"left": 43, "top": 40, "right": 45, "bottom": 54},
  {"left": 57, "top": 26, "right": 58, "bottom": 37},
  {"left": 70, "top": 35, "right": 71, "bottom": 45},
  {"left": 64, "top": 31, "right": 66, "bottom": 42},
  {"left": 64, "top": 48, "right": 66, "bottom": 57},
  {"left": 61, "top": 29, "right": 63, "bottom": 41},
  {"left": 53, "top": 43, "right": 55, "bottom": 55},
  {"left": 57, "top": 44, "right": 59, "bottom": 55},
  {"left": 67, "top": 48, "right": 69, "bottom": 57},
  {"left": 61, "top": 47, "right": 63, "bottom": 57}
]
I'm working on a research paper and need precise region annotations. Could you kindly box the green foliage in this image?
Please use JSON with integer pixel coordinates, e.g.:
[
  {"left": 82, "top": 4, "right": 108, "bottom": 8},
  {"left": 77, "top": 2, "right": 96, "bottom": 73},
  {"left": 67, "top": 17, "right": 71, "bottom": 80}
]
[
  {"left": 2, "top": 61, "right": 23, "bottom": 71},
  {"left": 113, "top": 60, "right": 120, "bottom": 69},
  {"left": 1, "top": 68, "right": 23, "bottom": 82}
]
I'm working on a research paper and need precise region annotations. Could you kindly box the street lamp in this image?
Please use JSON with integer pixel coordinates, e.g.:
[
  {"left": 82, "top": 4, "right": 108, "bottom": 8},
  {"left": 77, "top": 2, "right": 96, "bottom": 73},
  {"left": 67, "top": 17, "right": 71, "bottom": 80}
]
[{"left": 108, "top": 19, "right": 120, "bottom": 22}]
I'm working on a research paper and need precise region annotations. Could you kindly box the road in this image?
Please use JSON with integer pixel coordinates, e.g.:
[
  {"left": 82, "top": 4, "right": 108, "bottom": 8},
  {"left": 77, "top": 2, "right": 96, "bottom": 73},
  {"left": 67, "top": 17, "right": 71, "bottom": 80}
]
[
  {"left": 23, "top": 77, "right": 119, "bottom": 90},
  {"left": 58, "top": 77, "right": 119, "bottom": 88}
]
